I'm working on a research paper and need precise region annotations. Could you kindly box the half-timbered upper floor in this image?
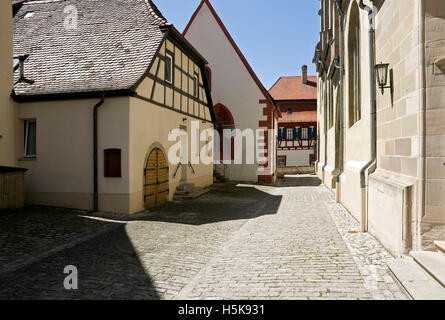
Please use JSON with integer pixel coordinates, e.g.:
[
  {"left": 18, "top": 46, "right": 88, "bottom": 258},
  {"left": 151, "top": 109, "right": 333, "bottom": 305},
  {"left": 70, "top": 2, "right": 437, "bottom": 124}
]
[
  {"left": 134, "top": 36, "right": 213, "bottom": 123},
  {"left": 11, "top": 0, "right": 215, "bottom": 124}
]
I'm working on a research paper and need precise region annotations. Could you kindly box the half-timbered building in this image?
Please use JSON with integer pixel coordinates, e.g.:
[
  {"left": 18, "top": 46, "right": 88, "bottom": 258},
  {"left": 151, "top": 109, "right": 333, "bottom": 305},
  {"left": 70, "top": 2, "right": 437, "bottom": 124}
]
[
  {"left": 269, "top": 66, "right": 318, "bottom": 167},
  {"left": 183, "top": 0, "right": 280, "bottom": 184},
  {"left": 12, "top": 0, "right": 215, "bottom": 213}
]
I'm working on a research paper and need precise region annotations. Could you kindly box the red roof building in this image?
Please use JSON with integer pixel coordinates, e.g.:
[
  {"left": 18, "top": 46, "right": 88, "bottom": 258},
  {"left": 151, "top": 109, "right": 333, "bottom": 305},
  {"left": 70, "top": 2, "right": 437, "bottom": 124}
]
[{"left": 269, "top": 66, "right": 318, "bottom": 167}]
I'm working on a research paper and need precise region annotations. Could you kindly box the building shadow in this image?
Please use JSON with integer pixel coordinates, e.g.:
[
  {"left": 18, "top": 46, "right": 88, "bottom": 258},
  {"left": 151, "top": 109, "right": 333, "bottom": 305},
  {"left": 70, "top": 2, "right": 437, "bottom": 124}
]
[
  {"left": 0, "top": 183, "right": 284, "bottom": 299},
  {"left": 275, "top": 174, "right": 322, "bottom": 187},
  {"left": 239, "top": 174, "right": 321, "bottom": 188},
  {"left": 139, "top": 183, "right": 283, "bottom": 226},
  {"left": 0, "top": 222, "right": 160, "bottom": 300}
]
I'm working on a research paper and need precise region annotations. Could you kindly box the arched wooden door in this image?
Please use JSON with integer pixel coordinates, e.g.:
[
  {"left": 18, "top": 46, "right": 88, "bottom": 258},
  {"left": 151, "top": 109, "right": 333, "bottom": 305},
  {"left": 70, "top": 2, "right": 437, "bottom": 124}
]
[
  {"left": 214, "top": 103, "right": 235, "bottom": 161},
  {"left": 144, "top": 148, "right": 169, "bottom": 209}
]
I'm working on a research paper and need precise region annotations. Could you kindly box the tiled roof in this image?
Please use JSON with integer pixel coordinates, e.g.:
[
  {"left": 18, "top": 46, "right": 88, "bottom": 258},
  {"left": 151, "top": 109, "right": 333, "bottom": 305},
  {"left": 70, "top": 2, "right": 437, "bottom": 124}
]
[
  {"left": 13, "top": 0, "right": 168, "bottom": 98},
  {"left": 269, "top": 76, "right": 317, "bottom": 101},
  {"left": 279, "top": 110, "right": 317, "bottom": 124}
]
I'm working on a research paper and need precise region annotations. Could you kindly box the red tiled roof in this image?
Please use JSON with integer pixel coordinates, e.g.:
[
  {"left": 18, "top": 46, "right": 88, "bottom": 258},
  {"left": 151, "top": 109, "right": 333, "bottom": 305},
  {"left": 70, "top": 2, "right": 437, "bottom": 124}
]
[
  {"left": 279, "top": 110, "right": 317, "bottom": 124},
  {"left": 269, "top": 76, "right": 317, "bottom": 101}
]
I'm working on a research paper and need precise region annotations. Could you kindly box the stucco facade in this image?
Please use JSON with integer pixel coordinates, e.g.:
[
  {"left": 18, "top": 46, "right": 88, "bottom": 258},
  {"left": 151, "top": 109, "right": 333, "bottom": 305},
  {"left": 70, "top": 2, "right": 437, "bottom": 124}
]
[
  {"left": 0, "top": 2, "right": 16, "bottom": 167},
  {"left": 315, "top": 0, "right": 445, "bottom": 256},
  {"left": 12, "top": 0, "right": 215, "bottom": 214},
  {"left": 183, "top": 0, "right": 279, "bottom": 183}
]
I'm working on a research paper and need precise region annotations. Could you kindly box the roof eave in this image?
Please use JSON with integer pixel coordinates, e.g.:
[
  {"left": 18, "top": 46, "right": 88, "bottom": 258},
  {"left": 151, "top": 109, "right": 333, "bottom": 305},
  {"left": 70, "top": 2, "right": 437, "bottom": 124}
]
[{"left": 11, "top": 88, "right": 135, "bottom": 103}]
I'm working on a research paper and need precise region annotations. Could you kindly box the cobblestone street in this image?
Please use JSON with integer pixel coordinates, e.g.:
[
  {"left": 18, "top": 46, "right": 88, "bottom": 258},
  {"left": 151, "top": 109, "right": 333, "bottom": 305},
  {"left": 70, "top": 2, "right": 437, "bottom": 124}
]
[{"left": 0, "top": 176, "right": 407, "bottom": 300}]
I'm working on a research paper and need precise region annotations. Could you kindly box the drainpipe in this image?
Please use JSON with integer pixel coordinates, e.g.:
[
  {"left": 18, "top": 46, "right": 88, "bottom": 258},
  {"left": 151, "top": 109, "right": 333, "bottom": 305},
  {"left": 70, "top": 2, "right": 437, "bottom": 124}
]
[
  {"left": 320, "top": 60, "right": 328, "bottom": 183},
  {"left": 93, "top": 95, "right": 106, "bottom": 212},
  {"left": 417, "top": 0, "right": 426, "bottom": 250},
  {"left": 333, "top": 0, "right": 344, "bottom": 202},
  {"left": 358, "top": 0, "right": 377, "bottom": 232}
]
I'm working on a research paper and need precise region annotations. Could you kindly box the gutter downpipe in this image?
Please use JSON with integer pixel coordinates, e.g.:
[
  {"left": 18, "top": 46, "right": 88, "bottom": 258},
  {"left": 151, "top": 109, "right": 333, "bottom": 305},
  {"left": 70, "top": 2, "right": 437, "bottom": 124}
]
[
  {"left": 93, "top": 95, "right": 106, "bottom": 213},
  {"left": 417, "top": 0, "right": 426, "bottom": 251},
  {"left": 320, "top": 60, "right": 328, "bottom": 184},
  {"left": 358, "top": 0, "right": 377, "bottom": 232},
  {"left": 333, "top": 0, "right": 344, "bottom": 203}
]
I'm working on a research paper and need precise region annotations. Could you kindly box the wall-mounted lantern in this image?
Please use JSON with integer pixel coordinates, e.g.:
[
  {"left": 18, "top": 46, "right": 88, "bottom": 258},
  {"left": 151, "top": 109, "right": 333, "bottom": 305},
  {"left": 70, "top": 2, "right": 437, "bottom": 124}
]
[{"left": 375, "top": 62, "right": 393, "bottom": 95}]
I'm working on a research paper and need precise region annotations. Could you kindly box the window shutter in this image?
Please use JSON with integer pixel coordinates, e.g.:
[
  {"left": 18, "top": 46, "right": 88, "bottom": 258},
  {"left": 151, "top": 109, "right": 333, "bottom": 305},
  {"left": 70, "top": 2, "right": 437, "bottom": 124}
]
[
  {"left": 104, "top": 149, "right": 122, "bottom": 178},
  {"left": 278, "top": 128, "right": 282, "bottom": 140},
  {"left": 313, "top": 127, "right": 317, "bottom": 139},
  {"left": 308, "top": 127, "right": 313, "bottom": 140},
  {"left": 297, "top": 128, "right": 302, "bottom": 140},
  {"left": 293, "top": 128, "right": 297, "bottom": 140}
]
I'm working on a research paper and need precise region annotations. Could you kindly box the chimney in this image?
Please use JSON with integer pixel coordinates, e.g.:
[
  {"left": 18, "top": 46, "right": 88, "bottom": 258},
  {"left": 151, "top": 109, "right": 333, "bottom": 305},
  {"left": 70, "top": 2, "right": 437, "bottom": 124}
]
[{"left": 302, "top": 65, "right": 308, "bottom": 84}]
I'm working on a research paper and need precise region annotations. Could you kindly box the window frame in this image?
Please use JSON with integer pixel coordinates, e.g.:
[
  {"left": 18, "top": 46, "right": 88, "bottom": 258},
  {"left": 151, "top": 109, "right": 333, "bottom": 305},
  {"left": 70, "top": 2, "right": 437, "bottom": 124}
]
[
  {"left": 165, "top": 52, "right": 173, "bottom": 84},
  {"left": 348, "top": 6, "right": 361, "bottom": 128},
  {"left": 193, "top": 72, "right": 199, "bottom": 98},
  {"left": 13, "top": 57, "right": 20, "bottom": 71},
  {"left": 301, "top": 127, "right": 309, "bottom": 140},
  {"left": 24, "top": 120, "right": 37, "bottom": 158},
  {"left": 286, "top": 128, "right": 293, "bottom": 140},
  {"left": 277, "top": 155, "right": 286, "bottom": 167}
]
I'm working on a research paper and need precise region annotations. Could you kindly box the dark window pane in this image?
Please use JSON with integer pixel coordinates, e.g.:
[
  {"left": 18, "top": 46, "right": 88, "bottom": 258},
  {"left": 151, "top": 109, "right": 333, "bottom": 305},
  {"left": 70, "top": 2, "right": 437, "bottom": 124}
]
[
  {"left": 165, "top": 55, "right": 172, "bottom": 83},
  {"left": 194, "top": 75, "right": 199, "bottom": 97},
  {"left": 25, "top": 121, "right": 36, "bottom": 157}
]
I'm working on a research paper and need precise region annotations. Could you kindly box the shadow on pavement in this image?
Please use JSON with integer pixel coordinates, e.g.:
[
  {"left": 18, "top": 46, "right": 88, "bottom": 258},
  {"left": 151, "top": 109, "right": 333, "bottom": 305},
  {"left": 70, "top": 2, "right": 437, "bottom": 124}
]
[
  {"left": 140, "top": 183, "right": 283, "bottom": 226},
  {"left": 275, "top": 174, "right": 322, "bottom": 187},
  {"left": 0, "top": 223, "right": 161, "bottom": 300}
]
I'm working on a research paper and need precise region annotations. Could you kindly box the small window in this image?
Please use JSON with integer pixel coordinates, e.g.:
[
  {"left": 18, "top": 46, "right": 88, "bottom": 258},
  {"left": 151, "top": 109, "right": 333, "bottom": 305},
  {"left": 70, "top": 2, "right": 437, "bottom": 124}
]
[
  {"left": 165, "top": 53, "right": 173, "bottom": 84},
  {"left": 278, "top": 156, "right": 286, "bottom": 167},
  {"left": 193, "top": 73, "right": 199, "bottom": 98},
  {"left": 302, "top": 127, "right": 309, "bottom": 140},
  {"left": 24, "top": 120, "right": 36, "bottom": 158},
  {"left": 287, "top": 108, "right": 292, "bottom": 115},
  {"left": 286, "top": 128, "right": 293, "bottom": 140},
  {"left": 24, "top": 12, "right": 35, "bottom": 19},
  {"left": 13, "top": 58, "right": 20, "bottom": 71},
  {"left": 104, "top": 149, "right": 122, "bottom": 178}
]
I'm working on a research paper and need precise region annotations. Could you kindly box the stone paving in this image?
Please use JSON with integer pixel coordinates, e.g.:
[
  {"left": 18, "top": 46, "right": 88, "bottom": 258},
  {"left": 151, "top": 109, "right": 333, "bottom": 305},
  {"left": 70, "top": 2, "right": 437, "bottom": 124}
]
[
  {"left": 0, "top": 206, "right": 116, "bottom": 275},
  {"left": 0, "top": 176, "right": 408, "bottom": 300}
]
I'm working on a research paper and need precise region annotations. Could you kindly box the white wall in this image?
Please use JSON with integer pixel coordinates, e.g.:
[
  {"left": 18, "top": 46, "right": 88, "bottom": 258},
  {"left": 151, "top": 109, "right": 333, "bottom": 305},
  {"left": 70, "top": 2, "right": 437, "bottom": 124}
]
[
  {"left": 184, "top": 2, "right": 269, "bottom": 182},
  {"left": 278, "top": 149, "right": 314, "bottom": 167}
]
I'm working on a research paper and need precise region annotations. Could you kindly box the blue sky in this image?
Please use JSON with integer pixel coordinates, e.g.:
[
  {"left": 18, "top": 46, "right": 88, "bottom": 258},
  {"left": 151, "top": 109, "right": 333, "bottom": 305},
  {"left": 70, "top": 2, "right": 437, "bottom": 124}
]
[{"left": 154, "top": 0, "right": 320, "bottom": 90}]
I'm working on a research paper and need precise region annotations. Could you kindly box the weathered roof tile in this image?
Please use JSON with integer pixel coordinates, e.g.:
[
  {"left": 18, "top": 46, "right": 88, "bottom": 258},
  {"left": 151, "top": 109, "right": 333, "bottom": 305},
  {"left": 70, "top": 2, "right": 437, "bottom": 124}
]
[
  {"left": 269, "top": 76, "right": 317, "bottom": 101},
  {"left": 13, "top": 0, "right": 167, "bottom": 97}
]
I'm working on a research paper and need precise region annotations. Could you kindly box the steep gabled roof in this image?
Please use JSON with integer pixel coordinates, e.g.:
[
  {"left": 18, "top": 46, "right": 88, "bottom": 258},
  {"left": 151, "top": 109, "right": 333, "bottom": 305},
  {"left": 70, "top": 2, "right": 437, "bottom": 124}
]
[
  {"left": 183, "top": 0, "right": 277, "bottom": 109},
  {"left": 12, "top": 0, "right": 171, "bottom": 99},
  {"left": 269, "top": 76, "right": 317, "bottom": 101}
]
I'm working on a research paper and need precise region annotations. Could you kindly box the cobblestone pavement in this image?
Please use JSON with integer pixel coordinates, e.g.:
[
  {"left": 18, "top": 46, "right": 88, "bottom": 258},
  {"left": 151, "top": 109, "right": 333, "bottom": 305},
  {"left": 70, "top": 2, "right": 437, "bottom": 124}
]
[
  {"left": 0, "top": 207, "right": 117, "bottom": 274},
  {"left": 0, "top": 176, "right": 407, "bottom": 300}
]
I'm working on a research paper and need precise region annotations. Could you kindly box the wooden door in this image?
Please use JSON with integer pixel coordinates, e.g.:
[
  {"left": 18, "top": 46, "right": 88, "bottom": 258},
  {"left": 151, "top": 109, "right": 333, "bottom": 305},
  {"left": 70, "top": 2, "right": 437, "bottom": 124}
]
[{"left": 144, "top": 148, "right": 169, "bottom": 209}]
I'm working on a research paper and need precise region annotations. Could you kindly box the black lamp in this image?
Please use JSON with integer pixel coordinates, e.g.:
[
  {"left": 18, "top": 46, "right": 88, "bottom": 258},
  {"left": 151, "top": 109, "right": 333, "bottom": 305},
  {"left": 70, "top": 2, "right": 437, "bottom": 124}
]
[{"left": 375, "top": 62, "right": 392, "bottom": 95}]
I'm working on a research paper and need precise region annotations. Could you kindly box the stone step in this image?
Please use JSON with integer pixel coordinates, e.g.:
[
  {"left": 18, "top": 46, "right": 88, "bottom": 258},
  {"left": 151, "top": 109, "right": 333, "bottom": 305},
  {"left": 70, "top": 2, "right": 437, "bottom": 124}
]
[
  {"left": 174, "top": 190, "right": 190, "bottom": 196},
  {"left": 173, "top": 188, "right": 210, "bottom": 202},
  {"left": 435, "top": 241, "right": 445, "bottom": 254},
  {"left": 388, "top": 258, "right": 445, "bottom": 300},
  {"left": 410, "top": 251, "right": 445, "bottom": 288},
  {"left": 176, "top": 183, "right": 195, "bottom": 192}
]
